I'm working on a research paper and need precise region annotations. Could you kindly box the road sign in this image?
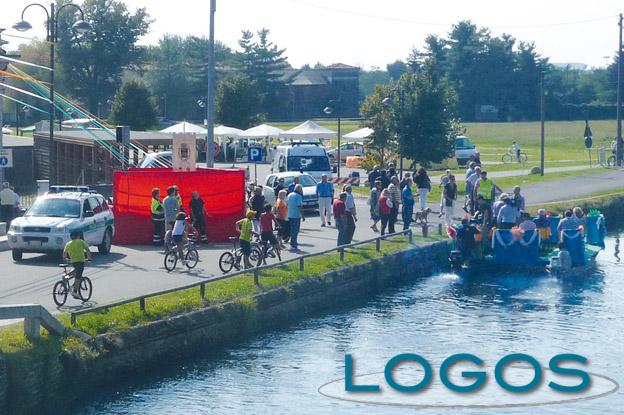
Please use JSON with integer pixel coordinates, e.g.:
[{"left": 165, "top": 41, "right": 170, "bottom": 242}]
[
  {"left": 0, "top": 149, "right": 13, "bottom": 168},
  {"left": 247, "top": 146, "right": 263, "bottom": 162}
]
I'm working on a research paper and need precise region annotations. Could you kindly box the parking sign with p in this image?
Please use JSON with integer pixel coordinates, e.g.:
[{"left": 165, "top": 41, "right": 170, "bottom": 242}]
[{"left": 247, "top": 146, "right": 263, "bottom": 163}]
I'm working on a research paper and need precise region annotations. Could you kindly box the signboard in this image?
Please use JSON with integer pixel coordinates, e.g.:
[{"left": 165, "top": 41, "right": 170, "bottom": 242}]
[
  {"left": 172, "top": 133, "right": 197, "bottom": 171},
  {"left": 247, "top": 146, "right": 263, "bottom": 163},
  {"left": 0, "top": 149, "right": 13, "bottom": 168}
]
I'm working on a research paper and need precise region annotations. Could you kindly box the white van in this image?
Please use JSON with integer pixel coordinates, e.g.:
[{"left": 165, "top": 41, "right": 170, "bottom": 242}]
[{"left": 271, "top": 142, "right": 332, "bottom": 181}]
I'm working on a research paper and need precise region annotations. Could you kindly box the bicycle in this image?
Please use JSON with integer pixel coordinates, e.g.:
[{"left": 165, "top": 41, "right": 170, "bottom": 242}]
[
  {"left": 218, "top": 237, "right": 263, "bottom": 273},
  {"left": 164, "top": 240, "right": 199, "bottom": 272},
  {"left": 53, "top": 262, "right": 93, "bottom": 306},
  {"left": 164, "top": 218, "right": 200, "bottom": 252},
  {"left": 254, "top": 231, "right": 282, "bottom": 265},
  {"left": 501, "top": 149, "right": 528, "bottom": 164}
]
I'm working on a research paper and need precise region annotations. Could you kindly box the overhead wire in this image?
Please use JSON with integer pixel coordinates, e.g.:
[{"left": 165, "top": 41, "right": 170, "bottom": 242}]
[{"left": 284, "top": 0, "right": 617, "bottom": 30}]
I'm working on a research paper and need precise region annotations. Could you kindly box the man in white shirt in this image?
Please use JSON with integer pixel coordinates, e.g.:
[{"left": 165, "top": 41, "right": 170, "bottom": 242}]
[{"left": 0, "top": 182, "right": 17, "bottom": 226}]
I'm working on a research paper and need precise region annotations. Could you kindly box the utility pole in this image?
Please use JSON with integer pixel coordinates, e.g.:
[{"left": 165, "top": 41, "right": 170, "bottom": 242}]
[
  {"left": 206, "top": 0, "right": 217, "bottom": 168},
  {"left": 617, "top": 13, "right": 623, "bottom": 166},
  {"left": 540, "top": 70, "right": 545, "bottom": 176},
  {"left": 0, "top": 28, "right": 8, "bottom": 185}
]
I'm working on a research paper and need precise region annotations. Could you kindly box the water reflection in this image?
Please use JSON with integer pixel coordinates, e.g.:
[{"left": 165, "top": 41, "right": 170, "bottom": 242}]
[{"left": 74, "top": 236, "right": 624, "bottom": 415}]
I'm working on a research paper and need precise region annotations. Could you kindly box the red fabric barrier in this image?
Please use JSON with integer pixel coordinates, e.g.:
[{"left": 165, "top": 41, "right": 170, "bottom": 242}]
[{"left": 113, "top": 168, "right": 245, "bottom": 244}]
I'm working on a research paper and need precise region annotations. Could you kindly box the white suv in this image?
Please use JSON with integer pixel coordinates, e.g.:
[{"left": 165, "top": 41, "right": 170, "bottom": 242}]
[
  {"left": 7, "top": 189, "right": 115, "bottom": 261},
  {"left": 454, "top": 136, "right": 480, "bottom": 166}
]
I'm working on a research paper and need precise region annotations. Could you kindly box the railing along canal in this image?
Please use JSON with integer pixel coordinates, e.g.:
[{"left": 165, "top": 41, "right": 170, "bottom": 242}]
[{"left": 70, "top": 229, "right": 417, "bottom": 325}]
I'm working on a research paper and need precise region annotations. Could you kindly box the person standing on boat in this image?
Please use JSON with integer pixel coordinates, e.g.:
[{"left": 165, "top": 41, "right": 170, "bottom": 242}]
[
  {"left": 519, "top": 211, "right": 536, "bottom": 231},
  {"left": 573, "top": 207, "right": 586, "bottom": 226},
  {"left": 497, "top": 197, "right": 517, "bottom": 230},
  {"left": 474, "top": 170, "right": 502, "bottom": 204},
  {"left": 534, "top": 209, "right": 552, "bottom": 243},
  {"left": 492, "top": 193, "right": 509, "bottom": 220},
  {"left": 557, "top": 210, "right": 582, "bottom": 241},
  {"left": 443, "top": 175, "right": 458, "bottom": 226},
  {"left": 511, "top": 186, "right": 525, "bottom": 223},
  {"left": 456, "top": 218, "right": 479, "bottom": 265},
  {"left": 465, "top": 166, "right": 482, "bottom": 214}
]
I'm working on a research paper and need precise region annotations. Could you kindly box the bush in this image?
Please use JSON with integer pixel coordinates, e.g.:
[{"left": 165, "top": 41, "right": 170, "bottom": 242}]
[{"left": 530, "top": 166, "right": 542, "bottom": 175}]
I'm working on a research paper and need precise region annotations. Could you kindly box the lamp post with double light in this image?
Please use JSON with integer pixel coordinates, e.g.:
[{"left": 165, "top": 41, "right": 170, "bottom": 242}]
[
  {"left": 13, "top": 2, "right": 91, "bottom": 184},
  {"left": 323, "top": 101, "right": 341, "bottom": 177}
]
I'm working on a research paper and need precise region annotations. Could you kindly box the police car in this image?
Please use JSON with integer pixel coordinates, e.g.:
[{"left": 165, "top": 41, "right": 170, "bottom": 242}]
[{"left": 7, "top": 186, "right": 115, "bottom": 261}]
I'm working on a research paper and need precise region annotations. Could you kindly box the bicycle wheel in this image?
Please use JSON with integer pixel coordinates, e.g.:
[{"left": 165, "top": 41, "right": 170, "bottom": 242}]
[
  {"left": 520, "top": 153, "right": 528, "bottom": 164},
  {"left": 185, "top": 249, "right": 199, "bottom": 269},
  {"left": 501, "top": 154, "right": 512, "bottom": 164},
  {"left": 249, "top": 246, "right": 263, "bottom": 267},
  {"left": 164, "top": 251, "right": 178, "bottom": 272},
  {"left": 272, "top": 246, "right": 282, "bottom": 261},
  {"left": 219, "top": 251, "right": 236, "bottom": 273},
  {"left": 53, "top": 281, "right": 68, "bottom": 307},
  {"left": 79, "top": 277, "right": 93, "bottom": 302}
]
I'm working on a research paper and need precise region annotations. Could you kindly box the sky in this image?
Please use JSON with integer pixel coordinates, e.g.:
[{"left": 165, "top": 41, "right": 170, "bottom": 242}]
[{"left": 0, "top": 0, "right": 622, "bottom": 70}]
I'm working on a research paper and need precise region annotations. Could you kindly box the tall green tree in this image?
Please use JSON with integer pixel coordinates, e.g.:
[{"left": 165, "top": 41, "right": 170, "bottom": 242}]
[
  {"left": 237, "top": 29, "right": 289, "bottom": 118},
  {"left": 392, "top": 63, "right": 456, "bottom": 167},
  {"left": 215, "top": 75, "right": 263, "bottom": 129},
  {"left": 55, "top": 0, "right": 151, "bottom": 113},
  {"left": 109, "top": 80, "right": 156, "bottom": 130}
]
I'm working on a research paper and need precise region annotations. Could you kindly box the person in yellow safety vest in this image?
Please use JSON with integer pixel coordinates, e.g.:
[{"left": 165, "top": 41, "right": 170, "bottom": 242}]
[
  {"left": 473, "top": 170, "right": 502, "bottom": 203},
  {"left": 151, "top": 188, "right": 165, "bottom": 245},
  {"left": 173, "top": 185, "right": 183, "bottom": 210}
]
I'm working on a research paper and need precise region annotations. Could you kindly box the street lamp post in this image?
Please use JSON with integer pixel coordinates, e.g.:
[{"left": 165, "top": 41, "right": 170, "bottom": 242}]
[
  {"left": 206, "top": 0, "right": 217, "bottom": 168},
  {"left": 323, "top": 103, "right": 341, "bottom": 177},
  {"left": 13, "top": 2, "right": 91, "bottom": 184},
  {"left": 617, "top": 13, "right": 623, "bottom": 166}
]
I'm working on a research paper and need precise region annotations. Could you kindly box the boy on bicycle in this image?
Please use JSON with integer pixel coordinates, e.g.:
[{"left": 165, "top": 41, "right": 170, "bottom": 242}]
[
  {"left": 172, "top": 211, "right": 193, "bottom": 264},
  {"left": 236, "top": 210, "right": 256, "bottom": 268},
  {"left": 63, "top": 231, "right": 91, "bottom": 298},
  {"left": 260, "top": 204, "right": 280, "bottom": 255}
]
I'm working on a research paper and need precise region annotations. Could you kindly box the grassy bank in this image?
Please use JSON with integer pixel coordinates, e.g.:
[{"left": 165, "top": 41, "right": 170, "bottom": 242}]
[{"left": 0, "top": 232, "right": 442, "bottom": 358}]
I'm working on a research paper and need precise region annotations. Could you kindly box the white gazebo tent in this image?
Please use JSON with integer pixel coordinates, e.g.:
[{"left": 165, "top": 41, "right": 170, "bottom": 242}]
[
  {"left": 160, "top": 121, "right": 207, "bottom": 134},
  {"left": 342, "top": 127, "right": 374, "bottom": 142},
  {"left": 238, "top": 123, "right": 284, "bottom": 139},
  {"left": 280, "top": 120, "right": 336, "bottom": 140},
  {"left": 213, "top": 125, "right": 243, "bottom": 162}
]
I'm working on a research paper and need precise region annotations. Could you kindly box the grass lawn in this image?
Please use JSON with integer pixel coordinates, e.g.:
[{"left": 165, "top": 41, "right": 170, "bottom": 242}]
[{"left": 0, "top": 232, "right": 444, "bottom": 357}]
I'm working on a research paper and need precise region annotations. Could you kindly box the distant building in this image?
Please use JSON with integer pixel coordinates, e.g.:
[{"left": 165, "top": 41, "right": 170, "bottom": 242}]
[{"left": 277, "top": 63, "right": 360, "bottom": 121}]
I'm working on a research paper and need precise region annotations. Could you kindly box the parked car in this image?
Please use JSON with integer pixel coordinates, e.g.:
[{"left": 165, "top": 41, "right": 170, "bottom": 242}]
[
  {"left": 7, "top": 188, "right": 115, "bottom": 261},
  {"left": 327, "top": 142, "right": 365, "bottom": 161},
  {"left": 262, "top": 172, "right": 319, "bottom": 210},
  {"left": 454, "top": 136, "right": 480, "bottom": 166},
  {"left": 139, "top": 151, "right": 172, "bottom": 168}
]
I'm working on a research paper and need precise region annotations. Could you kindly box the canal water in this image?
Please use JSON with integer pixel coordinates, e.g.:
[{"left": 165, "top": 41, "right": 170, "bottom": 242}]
[{"left": 74, "top": 236, "right": 624, "bottom": 414}]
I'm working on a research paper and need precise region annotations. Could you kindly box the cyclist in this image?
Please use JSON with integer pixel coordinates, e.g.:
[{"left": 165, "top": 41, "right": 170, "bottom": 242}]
[
  {"left": 260, "top": 204, "right": 280, "bottom": 256},
  {"left": 63, "top": 231, "right": 92, "bottom": 298},
  {"left": 172, "top": 211, "right": 193, "bottom": 264},
  {"left": 236, "top": 210, "right": 256, "bottom": 268},
  {"left": 511, "top": 141, "right": 521, "bottom": 163}
]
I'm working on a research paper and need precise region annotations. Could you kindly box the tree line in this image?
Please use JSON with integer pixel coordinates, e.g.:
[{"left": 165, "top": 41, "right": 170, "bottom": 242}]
[{"left": 6, "top": 1, "right": 621, "bottom": 130}]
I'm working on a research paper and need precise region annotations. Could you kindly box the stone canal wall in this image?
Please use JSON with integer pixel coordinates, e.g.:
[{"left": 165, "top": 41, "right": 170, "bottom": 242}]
[{"left": 0, "top": 241, "right": 449, "bottom": 415}]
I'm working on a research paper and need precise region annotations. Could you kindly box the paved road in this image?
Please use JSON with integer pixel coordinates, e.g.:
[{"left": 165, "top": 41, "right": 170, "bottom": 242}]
[{"left": 0, "top": 196, "right": 421, "bottom": 319}]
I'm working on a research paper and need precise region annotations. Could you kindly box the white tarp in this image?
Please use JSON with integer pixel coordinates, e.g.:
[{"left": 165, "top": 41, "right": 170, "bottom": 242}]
[
  {"left": 214, "top": 125, "right": 243, "bottom": 137},
  {"left": 280, "top": 120, "right": 336, "bottom": 139},
  {"left": 238, "top": 123, "right": 284, "bottom": 138},
  {"left": 160, "top": 121, "right": 207, "bottom": 134},
  {"left": 342, "top": 127, "right": 374, "bottom": 141}
]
